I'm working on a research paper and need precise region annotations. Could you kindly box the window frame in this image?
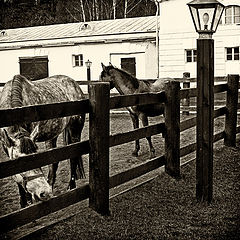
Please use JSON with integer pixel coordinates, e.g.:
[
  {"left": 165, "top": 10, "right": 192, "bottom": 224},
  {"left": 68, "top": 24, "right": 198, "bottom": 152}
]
[
  {"left": 226, "top": 47, "right": 240, "bottom": 61},
  {"left": 72, "top": 54, "right": 84, "bottom": 67},
  {"left": 185, "top": 49, "right": 197, "bottom": 63},
  {"left": 220, "top": 5, "right": 240, "bottom": 25}
]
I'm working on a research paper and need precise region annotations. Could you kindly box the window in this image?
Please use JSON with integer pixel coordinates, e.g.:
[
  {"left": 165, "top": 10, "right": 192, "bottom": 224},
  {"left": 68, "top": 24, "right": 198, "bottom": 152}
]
[
  {"left": 226, "top": 47, "right": 239, "bottom": 61},
  {"left": 186, "top": 49, "right": 197, "bottom": 63},
  {"left": 19, "top": 57, "right": 49, "bottom": 80},
  {"left": 73, "top": 54, "right": 83, "bottom": 67},
  {"left": 222, "top": 5, "right": 240, "bottom": 24}
]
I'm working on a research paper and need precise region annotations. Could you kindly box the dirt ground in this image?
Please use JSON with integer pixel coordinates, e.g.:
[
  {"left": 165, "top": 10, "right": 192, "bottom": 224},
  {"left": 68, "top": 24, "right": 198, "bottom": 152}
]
[{"left": 0, "top": 113, "right": 239, "bottom": 239}]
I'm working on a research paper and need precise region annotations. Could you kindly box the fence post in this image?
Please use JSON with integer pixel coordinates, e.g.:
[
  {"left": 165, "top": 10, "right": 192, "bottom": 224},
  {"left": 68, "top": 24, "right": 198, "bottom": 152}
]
[
  {"left": 182, "top": 72, "right": 190, "bottom": 115},
  {"left": 164, "top": 81, "right": 181, "bottom": 179},
  {"left": 89, "top": 82, "right": 110, "bottom": 215},
  {"left": 224, "top": 74, "right": 239, "bottom": 147}
]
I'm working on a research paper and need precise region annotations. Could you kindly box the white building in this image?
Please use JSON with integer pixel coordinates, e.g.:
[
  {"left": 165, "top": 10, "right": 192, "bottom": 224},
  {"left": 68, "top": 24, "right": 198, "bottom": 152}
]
[
  {"left": 159, "top": 0, "right": 240, "bottom": 79},
  {"left": 1, "top": 0, "right": 239, "bottom": 90},
  {"left": 0, "top": 16, "right": 158, "bottom": 92}
]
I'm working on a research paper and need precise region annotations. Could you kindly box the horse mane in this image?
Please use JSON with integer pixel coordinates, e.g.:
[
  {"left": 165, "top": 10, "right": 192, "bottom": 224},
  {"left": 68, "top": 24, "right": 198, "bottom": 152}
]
[
  {"left": 11, "top": 74, "right": 28, "bottom": 108},
  {"left": 10, "top": 75, "right": 32, "bottom": 135},
  {"left": 103, "top": 65, "right": 140, "bottom": 89}
]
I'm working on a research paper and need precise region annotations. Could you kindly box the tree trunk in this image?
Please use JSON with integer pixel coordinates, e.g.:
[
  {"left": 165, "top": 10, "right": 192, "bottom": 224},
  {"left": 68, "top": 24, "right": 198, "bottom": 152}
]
[
  {"left": 113, "top": 0, "right": 116, "bottom": 19},
  {"left": 124, "top": 0, "right": 127, "bottom": 18},
  {"left": 79, "top": 0, "right": 86, "bottom": 22},
  {"left": 95, "top": 0, "right": 99, "bottom": 20}
]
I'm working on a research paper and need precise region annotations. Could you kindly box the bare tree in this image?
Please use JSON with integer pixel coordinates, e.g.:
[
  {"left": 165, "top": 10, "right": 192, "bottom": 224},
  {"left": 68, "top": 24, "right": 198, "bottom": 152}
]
[
  {"left": 79, "top": 0, "right": 86, "bottom": 22},
  {"left": 95, "top": 0, "right": 99, "bottom": 20},
  {"left": 113, "top": 0, "right": 116, "bottom": 19},
  {"left": 124, "top": 0, "right": 127, "bottom": 18}
]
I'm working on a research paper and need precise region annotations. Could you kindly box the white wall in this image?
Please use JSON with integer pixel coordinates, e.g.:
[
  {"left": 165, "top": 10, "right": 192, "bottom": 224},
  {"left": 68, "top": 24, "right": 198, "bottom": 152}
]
[
  {"left": 159, "top": 0, "right": 240, "bottom": 78},
  {"left": 0, "top": 40, "right": 156, "bottom": 91}
]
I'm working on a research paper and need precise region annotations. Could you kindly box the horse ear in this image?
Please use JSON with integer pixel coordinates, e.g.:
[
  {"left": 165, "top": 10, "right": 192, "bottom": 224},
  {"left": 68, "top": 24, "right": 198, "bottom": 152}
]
[
  {"left": 101, "top": 63, "right": 106, "bottom": 71},
  {"left": 0, "top": 129, "right": 14, "bottom": 147},
  {"left": 30, "top": 125, "right": 39, "bottom": 142}
]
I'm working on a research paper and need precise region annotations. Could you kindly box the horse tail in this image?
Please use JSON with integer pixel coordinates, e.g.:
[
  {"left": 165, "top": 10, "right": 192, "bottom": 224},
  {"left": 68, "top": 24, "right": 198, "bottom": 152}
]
[{"left": 65, "top": 115, "right": 86, "bottom": 179}]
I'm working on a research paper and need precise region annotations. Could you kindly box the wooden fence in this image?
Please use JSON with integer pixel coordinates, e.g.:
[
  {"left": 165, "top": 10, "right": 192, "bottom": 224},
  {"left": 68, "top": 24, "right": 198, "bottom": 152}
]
[{"left": 0, "top": 75, "right": 239, "bottom": 234}]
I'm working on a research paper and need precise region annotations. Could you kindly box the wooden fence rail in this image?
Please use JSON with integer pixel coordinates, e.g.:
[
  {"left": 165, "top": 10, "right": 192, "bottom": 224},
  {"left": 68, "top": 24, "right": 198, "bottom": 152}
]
[{"left": 0, "top": 75, "right": 239, "bottom": 234}]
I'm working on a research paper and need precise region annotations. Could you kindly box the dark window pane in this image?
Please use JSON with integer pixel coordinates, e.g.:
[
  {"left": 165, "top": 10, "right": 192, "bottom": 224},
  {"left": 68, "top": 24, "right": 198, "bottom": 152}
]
[
  {"left": 227, "top": 48, "right": 232, "bottom": 54},
  {"left": 227, "top": 55, "right": 232, "bottom": 60},
  {"left": 186, "top": 50, "right": 192, "bottom": 56},
  {"left": 75, "top": 56, "right": 79, "bottom": 66},
  {"left": 234, "top": 55, "right": 239, "bottom": 60},
  {"left": 234, "top": 47, "right": 239, "bottom": 54}
]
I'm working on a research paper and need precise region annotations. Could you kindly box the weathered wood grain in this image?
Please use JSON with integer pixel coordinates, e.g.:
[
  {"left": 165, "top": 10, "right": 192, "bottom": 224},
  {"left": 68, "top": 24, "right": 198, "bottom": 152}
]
[
  {"left": 224, "top": 75, "right": 239, "bottom": 147},
  {"left": 164, "top": 81, "right": 180, "bottom": 178}
]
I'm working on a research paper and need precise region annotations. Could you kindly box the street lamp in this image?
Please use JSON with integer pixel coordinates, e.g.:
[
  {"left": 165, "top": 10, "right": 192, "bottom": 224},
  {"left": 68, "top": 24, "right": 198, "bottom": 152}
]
[
  {"left": 188, "top": 0, "right": 224, "bottom": 37},
  {"left": 85, "top": 59, "right": 92, "bottom": 93},
  {"left": 187, "top": 0, "right": 225, "bottom": 203}
]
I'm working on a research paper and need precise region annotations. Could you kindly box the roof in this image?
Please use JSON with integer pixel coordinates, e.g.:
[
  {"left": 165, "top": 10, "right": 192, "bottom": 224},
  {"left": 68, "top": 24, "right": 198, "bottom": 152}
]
[{"left": 0, "top": 16, "right": 158, "bottom": 49}]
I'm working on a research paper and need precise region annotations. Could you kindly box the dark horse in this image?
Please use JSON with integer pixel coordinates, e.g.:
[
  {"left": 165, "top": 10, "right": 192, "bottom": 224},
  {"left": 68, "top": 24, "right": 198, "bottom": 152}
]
[
  {"left": 100, "top": 63, "right": 174, "bottom": 158},
  {"left": 0, "top": 75, "right": 85, "bottom": 207}
]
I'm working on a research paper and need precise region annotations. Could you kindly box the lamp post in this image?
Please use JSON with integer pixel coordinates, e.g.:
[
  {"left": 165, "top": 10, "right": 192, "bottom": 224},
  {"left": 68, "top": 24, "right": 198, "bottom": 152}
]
[
  {"left": 154, "top": 0, "right": 161, "bottom": 79},
  {"left": 187, "top": 0, "right": 224, "bottom": 203},
  {"left": 85, "top": 59, "right": 92, "bottom": 94}
]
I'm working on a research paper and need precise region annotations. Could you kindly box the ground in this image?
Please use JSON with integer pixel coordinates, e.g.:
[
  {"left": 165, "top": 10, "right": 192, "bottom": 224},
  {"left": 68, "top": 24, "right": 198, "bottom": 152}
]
[{"left": 0, "top": 113, "right": 240, "bottom": 239}]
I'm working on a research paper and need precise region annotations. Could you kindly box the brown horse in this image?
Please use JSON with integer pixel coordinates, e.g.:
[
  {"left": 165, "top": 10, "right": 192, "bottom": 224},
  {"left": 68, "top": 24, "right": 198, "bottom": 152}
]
[
  {"left": 0, "top": 74, "right": 85, "bottom": 207},
  {"left": 100, "top": 63, "right": 174, "bottom": 158}
]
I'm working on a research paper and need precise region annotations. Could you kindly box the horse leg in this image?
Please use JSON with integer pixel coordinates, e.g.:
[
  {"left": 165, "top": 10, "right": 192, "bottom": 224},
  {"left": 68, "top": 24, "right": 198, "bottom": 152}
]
[
  {"left": 66, "top": 115, "right": 85, "bottom": 190},
  {"left": 46, "top": 138, "right": 59, "bottom": 189},
  {"left": 139, "top": 113, "right": 155, "bottom": 158},
  {"left": 130, "top": 112, "right": 140, "bottom": 157}
]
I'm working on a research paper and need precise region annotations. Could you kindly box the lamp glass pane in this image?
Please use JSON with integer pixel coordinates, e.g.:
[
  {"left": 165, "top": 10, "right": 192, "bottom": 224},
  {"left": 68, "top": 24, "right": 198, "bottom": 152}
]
[
  {"left": 198, "top": 7, "right": 215, "bottom": 31},
  {"left": 189, "top": 5, "right": 201, "bottom": 31},
  {"left": 212, "top": 4, "right": 224, "bottom": 32}
]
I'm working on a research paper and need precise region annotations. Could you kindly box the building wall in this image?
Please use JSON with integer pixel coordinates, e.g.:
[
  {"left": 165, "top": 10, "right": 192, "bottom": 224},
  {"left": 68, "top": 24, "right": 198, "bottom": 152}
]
[
  {"left": 0, "top": 40, "right": 156, "bottom": 92},
  {"left": 159, "top": 0, "right": 240, "bottom": 78}
]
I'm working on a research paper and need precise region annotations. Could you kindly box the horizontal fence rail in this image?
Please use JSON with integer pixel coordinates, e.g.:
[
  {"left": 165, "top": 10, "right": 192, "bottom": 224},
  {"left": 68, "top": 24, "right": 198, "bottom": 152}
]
[
  {"left": 0, "top": 99, "right": 89, "bottom": 128},
  {"left": 109, "top": 92, "right": 166, "bottom": 109},
  {"left": 0, "top": 124, "right": 165, "bottom": 179},
  {"left": 0, "top": 83, "right": 229, "bottom": 128}
]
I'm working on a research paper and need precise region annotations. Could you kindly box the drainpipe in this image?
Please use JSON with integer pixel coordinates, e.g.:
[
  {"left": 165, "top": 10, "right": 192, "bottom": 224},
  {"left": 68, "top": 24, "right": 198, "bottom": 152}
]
[{"left": 155, "top": 0, "right": 161, "bottom": 79}]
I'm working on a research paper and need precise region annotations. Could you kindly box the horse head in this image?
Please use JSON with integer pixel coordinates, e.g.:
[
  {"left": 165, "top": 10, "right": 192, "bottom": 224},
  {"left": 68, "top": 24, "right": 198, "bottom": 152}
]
[
  {"left": 100, "top": 63, "right": 140, "bottom": 95},
  {"left": 100, "top": 63, "right": 116, "bottom": 89},
  {"left": 0, "top": 126, "right": 52, "bottom": 206}
]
